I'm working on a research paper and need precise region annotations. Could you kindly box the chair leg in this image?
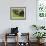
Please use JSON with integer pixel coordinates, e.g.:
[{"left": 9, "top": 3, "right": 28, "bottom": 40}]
[
  {"left": 4, "top": 33, "right": 7, "bottom": 46},
  {"left": 4, "top": 41, "right": 7, "bottom": 46}
]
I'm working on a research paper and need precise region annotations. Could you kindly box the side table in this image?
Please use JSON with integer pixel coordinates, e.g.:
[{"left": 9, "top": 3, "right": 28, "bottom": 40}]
[{"left": 4, "top": 33, "right": 18, "bottom": 46}]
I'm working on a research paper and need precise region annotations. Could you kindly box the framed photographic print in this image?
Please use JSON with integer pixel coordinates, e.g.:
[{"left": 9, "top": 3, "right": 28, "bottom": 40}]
[
  {"left": 36, "top": 0, "right": 46, "bottom": 26},
  {"left": 37, "top": 0, "right": 46, "bottom": 18},
  {"left": 10, "top": 7, "right": 26, "bottom": 20}
]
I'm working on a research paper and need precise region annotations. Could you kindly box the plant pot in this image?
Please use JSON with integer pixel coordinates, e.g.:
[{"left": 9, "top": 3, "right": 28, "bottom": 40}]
[
  {"left": 37, "top": 38, "right": 44, "bottom": 44},
  {"left": 37, "top": 39, "right": 40, "bottom": 43}
]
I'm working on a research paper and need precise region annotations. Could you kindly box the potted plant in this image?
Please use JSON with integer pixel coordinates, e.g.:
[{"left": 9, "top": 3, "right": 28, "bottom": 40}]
[
  {"left": 33, "top": 32, "right": 46, "bottom": 43},
  {"left": 32, "top": 25, "right": 39, "bottom": 30},
  {"left": 32, "top": 25, "right": 45, "bottom": 30}
]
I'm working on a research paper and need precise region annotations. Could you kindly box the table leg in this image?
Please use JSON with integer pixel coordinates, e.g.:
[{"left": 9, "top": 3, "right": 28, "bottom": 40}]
[
  {"left": 17, "top": 34, "right": 18, "bottom": 46},
  {"left": 5, "top": 34, "right": 7, "bottom": 46}
]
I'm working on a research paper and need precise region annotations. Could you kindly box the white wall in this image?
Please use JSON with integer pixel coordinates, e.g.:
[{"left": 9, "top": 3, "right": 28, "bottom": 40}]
[{"left": 0, "top": 0, "right": 37, "bottom": 42}]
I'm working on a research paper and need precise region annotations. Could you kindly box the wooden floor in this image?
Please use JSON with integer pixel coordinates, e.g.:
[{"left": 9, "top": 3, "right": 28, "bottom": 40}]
[{"left": 0, "top": 42, "right": 46, "bottom": 46}]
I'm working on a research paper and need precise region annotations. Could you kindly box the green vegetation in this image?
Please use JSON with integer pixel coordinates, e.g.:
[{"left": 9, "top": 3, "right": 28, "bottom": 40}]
[
  {"left": 32, "top": 25, "right": 45, "bottom": 30},
  {"left": 13, "top": 9, "right": 19, "bottom": 15},
  {"left": 33, "top": 32, "right": 46, "bottom": 39},
  {"left": 12, "top": 9, "right": 24, "bottom": 17},
  {"left": 19, "top": 10, "right": 24, "bottom": 17}
]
